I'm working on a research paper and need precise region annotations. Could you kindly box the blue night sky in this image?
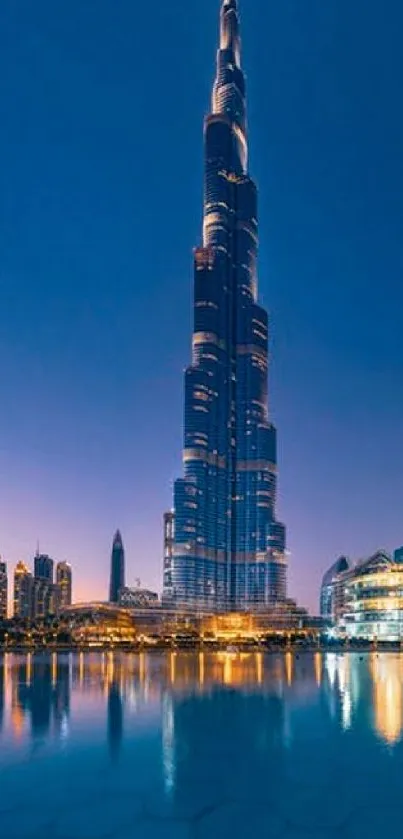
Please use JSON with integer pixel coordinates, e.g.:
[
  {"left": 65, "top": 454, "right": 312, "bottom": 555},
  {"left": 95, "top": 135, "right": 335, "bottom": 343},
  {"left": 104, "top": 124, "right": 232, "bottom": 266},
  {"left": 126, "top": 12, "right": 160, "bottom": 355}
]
[{"left": 1, "top": 0, "right": 403, "bottom": 612}]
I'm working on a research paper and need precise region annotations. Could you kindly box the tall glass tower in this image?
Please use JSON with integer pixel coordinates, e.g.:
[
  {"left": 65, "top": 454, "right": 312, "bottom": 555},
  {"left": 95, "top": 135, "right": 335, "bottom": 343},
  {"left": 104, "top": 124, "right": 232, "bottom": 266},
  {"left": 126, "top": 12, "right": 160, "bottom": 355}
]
[
  {"left": 164, "top": 0, "right": 287, "bottom": 612},
  {"left": 109, "top": 531, "right": 125, "bottom": 604}
]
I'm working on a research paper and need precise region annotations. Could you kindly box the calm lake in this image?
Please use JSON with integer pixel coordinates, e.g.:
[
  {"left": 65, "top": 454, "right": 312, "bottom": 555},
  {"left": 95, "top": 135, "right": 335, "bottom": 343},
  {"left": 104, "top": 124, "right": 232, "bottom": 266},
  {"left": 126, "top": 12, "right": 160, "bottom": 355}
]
[{"left": 0, "top": 650, "right": 402, "bottom": 838}]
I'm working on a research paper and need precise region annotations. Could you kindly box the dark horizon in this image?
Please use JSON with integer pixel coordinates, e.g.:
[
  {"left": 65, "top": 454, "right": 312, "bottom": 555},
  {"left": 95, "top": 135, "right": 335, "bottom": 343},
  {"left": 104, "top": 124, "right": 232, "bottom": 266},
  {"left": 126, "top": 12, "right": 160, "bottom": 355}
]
[{"left": 1, "top": 0, "right": 403, "bottom": 613}]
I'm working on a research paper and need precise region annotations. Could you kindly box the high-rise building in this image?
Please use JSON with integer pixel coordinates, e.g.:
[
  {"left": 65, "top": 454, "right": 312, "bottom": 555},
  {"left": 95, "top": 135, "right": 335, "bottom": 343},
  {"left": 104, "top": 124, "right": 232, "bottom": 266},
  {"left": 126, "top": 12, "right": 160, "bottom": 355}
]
[
  {"left": 0, "top": 560, "right": 8, "bottom": 620},
  {"left": 34, "top": 553, "right": 54, "bottom": 583},
  {"left": 14, "top": 561, "right": 34, "bottom": 620},
  {"left": 56, "top": 562, "right": 72, "bottom": 608},
  {"left": 162, "top": 511, "right": 175, "bottom": 603},
  {"left": 32, "top": 579, "right": 58, "bottom": 620},
  {"left": 109, "top": 531, "right": 125, "bottom": 604},
  {"left": 165, "top": 0, "right": 287, "bottom": 612}
]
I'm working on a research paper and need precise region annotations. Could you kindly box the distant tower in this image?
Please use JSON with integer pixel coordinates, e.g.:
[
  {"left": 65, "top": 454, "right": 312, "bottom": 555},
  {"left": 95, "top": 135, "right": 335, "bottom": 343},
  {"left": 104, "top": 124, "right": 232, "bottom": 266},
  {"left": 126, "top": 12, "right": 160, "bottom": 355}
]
[
  {"left": 14, "top": 561, "right": 34, "bottom": 619},
  {"left": 109, "top": 531, "right": 125, "bottom": 603},
  {"left": 0, "top": 560, "right": 8, "bottom": 620},
  {"left": 56, "top": 562, "right": 72, "bottom": 608},
  {"left": 34, "top": 553, "right": 54, "bottom": 583}
]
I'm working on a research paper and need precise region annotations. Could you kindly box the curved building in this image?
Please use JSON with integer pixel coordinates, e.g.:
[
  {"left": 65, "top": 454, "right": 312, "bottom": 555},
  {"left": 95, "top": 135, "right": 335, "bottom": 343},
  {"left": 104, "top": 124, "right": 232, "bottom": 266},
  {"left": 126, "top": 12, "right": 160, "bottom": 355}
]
[
  {"left": 165, "top": 1, "right": 287, "bottom": 612},
  {"left": 320, "top": 556, "right": 350, "bottom": 623},
  {"left": 343, "top": 550, "right": 403, "bottom": 640}
]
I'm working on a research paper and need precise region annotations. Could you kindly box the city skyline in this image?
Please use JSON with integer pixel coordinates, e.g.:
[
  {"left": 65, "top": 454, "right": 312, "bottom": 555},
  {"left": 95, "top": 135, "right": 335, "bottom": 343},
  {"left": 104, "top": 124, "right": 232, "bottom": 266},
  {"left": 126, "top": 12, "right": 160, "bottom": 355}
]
[{"left": 1, "top": 0, "right": 403, "bottom": 612}]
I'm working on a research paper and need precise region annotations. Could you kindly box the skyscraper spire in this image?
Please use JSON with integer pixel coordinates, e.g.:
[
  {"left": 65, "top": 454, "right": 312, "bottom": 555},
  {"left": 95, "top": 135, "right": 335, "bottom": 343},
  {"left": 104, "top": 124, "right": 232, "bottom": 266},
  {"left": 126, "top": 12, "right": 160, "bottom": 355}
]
[
  {"left": 164, "top": 0, "right": 287, "bottom": 613},
  {"left": 220, "top": 0, "right": 241, "bottom": 61}
]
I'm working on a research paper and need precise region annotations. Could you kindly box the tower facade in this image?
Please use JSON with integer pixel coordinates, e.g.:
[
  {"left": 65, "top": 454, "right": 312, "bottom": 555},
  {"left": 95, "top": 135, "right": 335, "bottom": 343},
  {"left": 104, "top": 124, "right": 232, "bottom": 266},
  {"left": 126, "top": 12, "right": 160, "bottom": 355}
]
[
  {"left": 56, "top": 561, "right": 73, "bottom": 608},
  {"left": 165, "top": 0, "right": 287, "bottom": 612},
  {"left": 109, "top": 531, "right": 125, "bottom": 604},
  {"left": 0, "top": 560, "right": 8, "bottom": 620},
  {"left": 14, "top": 561, "right": 34, "bottom": 620},
  {"left": 34, "top": 553, "right": 54, "bottom": 583}
]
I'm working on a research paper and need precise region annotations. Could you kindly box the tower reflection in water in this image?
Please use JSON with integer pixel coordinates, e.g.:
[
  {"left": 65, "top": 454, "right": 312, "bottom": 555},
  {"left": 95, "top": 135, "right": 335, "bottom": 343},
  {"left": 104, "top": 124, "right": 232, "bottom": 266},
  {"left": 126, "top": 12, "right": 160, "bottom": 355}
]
[{"left": 0, "top": 651, "right": 402, "bottom": 760}]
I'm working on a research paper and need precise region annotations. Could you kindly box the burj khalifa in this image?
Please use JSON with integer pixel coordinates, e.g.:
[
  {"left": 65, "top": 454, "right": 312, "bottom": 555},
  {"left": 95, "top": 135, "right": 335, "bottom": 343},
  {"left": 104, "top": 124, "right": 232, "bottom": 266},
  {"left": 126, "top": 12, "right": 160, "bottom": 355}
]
[{"left": 163, "top": 0, "right": 287, "bottom": 612}]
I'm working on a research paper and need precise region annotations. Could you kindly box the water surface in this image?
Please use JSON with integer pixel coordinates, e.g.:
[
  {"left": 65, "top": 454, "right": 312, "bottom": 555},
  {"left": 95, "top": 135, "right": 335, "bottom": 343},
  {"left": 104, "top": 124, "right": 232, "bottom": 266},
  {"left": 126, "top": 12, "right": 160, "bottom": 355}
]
[{"left": 1, "top": 651, "right": 403, "bottom": 838}]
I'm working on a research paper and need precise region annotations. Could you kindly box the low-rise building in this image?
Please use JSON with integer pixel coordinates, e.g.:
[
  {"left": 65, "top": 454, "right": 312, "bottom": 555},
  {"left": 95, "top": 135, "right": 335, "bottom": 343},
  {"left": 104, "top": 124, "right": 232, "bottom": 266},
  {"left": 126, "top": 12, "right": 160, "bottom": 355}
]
[
  {"left": 343, "top": 550, "right": 403, "bottom": 641},
  {"left": 119, "top": 587, "right": 159, "bottom": 609}
]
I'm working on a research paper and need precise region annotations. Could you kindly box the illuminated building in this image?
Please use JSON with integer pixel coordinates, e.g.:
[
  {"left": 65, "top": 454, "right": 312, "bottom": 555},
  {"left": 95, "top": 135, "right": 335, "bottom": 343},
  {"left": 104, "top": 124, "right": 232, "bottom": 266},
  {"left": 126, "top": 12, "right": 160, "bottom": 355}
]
[
  {"left": 14, "top": 561, "right": 34, "bottom": 619},
  {"left": 119, "top": 587, "right": 159, "bottom": 608},
  {"left": 342, "top": 550, "right": 403, "bottom": 640},
  {"left": 32, "top": 553, "right": 58, "bottom": 619},
  {"left": 56, "top": 561, "right": 72, "bottom": 608},
  {"left": 109, "top": 531, "right": 125, "bottom": 604},
  {"left": 0, "top": 560, "right": 7, "bottom": 620},
  {"left": 320, "top": 556, "right": 350, "bottom": 623},
  {"left": 32, "top": 579, "right": 58, "bottom": 619},
  {"left": 166, "top": 0, "right": 287, "bottom": 612},
  {"left": 162, "top": 511, "right": 175, "bottom": 603},
  {"left": 60, "top": 603, "right": 136, "bottom": 645},
  {"left": 34, "top": 553, "right": 54, "bottom": 583},
  {"left": 394, "top": 546, "right": 403, "bottom": 564}
]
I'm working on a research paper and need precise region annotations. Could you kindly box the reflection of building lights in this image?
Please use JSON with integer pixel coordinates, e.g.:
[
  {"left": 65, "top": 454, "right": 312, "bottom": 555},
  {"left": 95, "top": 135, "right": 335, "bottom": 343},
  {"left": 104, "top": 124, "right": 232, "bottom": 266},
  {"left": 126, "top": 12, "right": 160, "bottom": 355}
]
[
  {"left": 170, "top": 652, "right": 176, "bottom": 684},
  {"left": 342, "top": 689, "right": 352, "bottom": 731},
  {"left": 199, "top": 652, "right": 205, "bottom": 686},
  {"left": 325, "top": 653, "right": 337, "bottom": 689},
  {"left": 255, "top": 652, "right": 263, "bottom": 684},
  {"left": 162, "top": 694, "right": 175, "bottom": 794},
  {"left": 285, "top": 651, "right": 293, "bottom": 686},
  {"left": 52, "top": 652, "right": 57, "bottom": 688},
  {"left": 370, "top": 654, "right": 403, "bottom": 745},
  {"left": 335, "top": 655, "right": 352, "bottom": 730},
  {"left": 314, "top": 652, "right": 322, "bottom": 687},
  {"left": 26, "top": 652, "right": 32, "bottom": 687},
  {"left": 107, "top": 651, "right": 114, "bottom": 685},
  {"left": 223, "top": 653, "right": 232, "bottom": 685},
  {"left": 11, "top": 705, "right": 25, "bottom": 739},
  {"left": 79, "top": 651, "right": 84, "bottom": 687},
  {"left": 139, "top": 651, "right": 146, "bottom": 684},
  {"left": 337, "top": 655, "right": 349, "bottom": 695}
]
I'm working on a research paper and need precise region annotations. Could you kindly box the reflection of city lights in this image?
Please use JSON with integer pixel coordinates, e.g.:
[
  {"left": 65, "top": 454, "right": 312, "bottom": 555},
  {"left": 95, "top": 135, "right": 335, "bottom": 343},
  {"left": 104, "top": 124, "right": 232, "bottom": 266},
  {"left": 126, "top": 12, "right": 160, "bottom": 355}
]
[
  {"left": 335, "top": 656, "right": 351, "bottom": 730},
  {"left": 342, "top": 688, "right": 352, "bottom": 731},
  {"left": 79, "top": 651, "right": 84, "bottom": 687},
  {"left": 285, "top": 651, "right": 293, "bottom": 686},
  {"left": 370, "top": 654, "right": 403, "bottom": 745},
  {"left": 52, "top": 652, "right": 57, "bottom": 688},
  {"left": 107, "top": 651, "right": 114, "bottom": 685},
  {"left": 60, "top": 714, "right": 69, "bottom": 741},
  {"left": 11, "top": 705, "right": 25, "bottom": 739},
  {"left": 255, "top": 652, "right": 263, "bottom": 685},
  {"left": 325, "top": 653, "right": 337, "bottom": 689},
  {"left": 223, "top": 653, "right": 232, "bottom": 685},
  {"left": 162, "top": 694, "right": 175, "bottom": 794},
  {"left": 314, "top": 652, "right": 322, "bottom": 687},
  {"left": 337, "top": 655, "right": 349, "bottom": 695},
  {"left": 199, "top": 652, "right": 205, "bottom": 686},
  {"left": 139, "top": 651, "right": 146, "bottom": 684},
  {"left": 169, "top": 652, "right": 176, "bottom": 684},
  {"left": 26, "top": 653, "right": 32, "bottom": 687}
]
